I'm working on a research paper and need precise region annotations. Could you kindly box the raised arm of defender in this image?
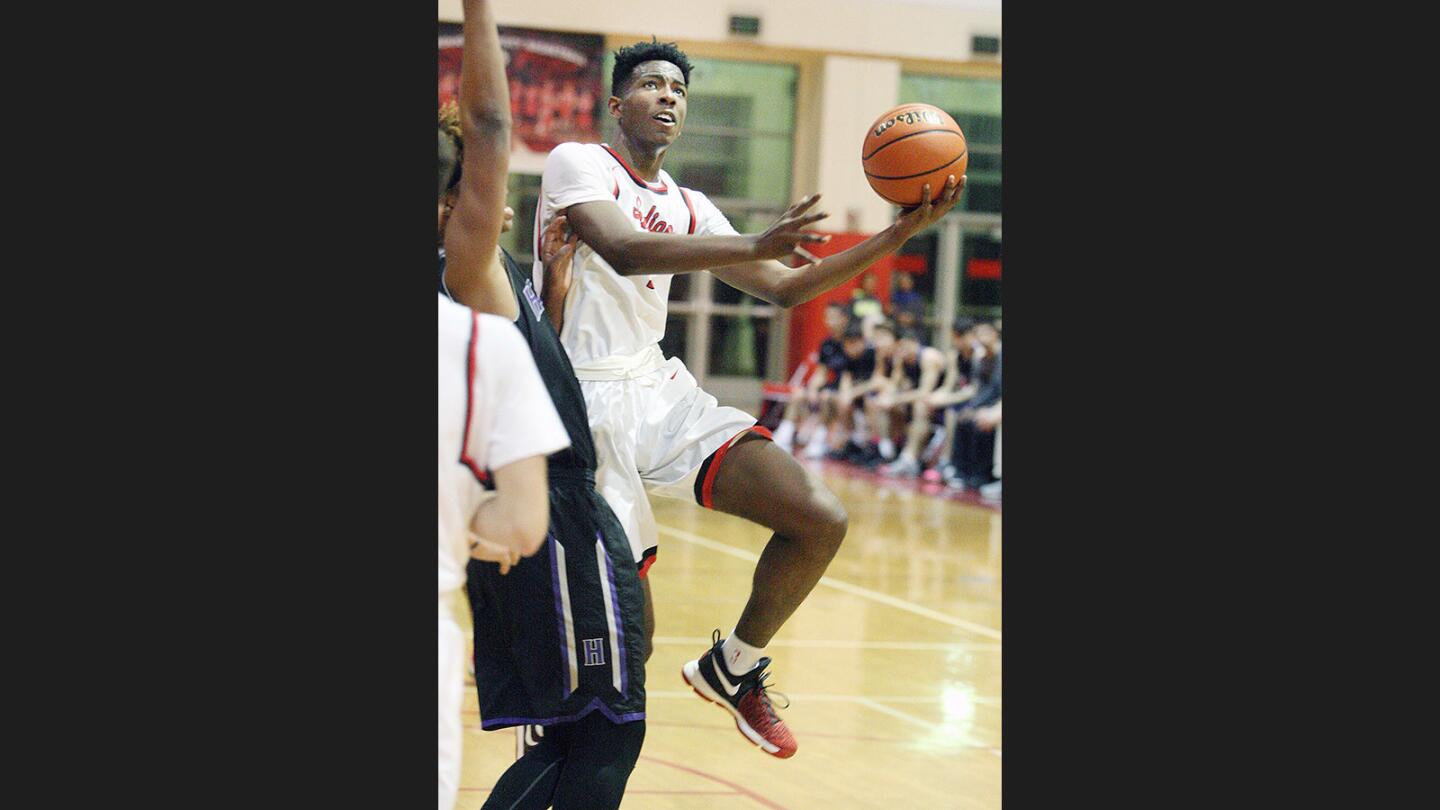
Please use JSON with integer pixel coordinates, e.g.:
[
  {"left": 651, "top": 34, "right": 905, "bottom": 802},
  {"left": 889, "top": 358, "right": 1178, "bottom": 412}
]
[{"left": 442, "top": 0, "right": 515, "bottom": 319}]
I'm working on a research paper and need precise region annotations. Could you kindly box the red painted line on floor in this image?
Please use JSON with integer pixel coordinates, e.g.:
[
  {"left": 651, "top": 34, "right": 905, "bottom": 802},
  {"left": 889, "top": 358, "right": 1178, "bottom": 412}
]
[{"left": 639, "top": 754, "right": 790, "bottom": 810}]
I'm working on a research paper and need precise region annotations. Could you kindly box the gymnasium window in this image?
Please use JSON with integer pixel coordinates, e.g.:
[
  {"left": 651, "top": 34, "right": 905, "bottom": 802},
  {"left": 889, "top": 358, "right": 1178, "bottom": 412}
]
[{"left": 897, "top": 74, "right": 1001, "bottom": 215}]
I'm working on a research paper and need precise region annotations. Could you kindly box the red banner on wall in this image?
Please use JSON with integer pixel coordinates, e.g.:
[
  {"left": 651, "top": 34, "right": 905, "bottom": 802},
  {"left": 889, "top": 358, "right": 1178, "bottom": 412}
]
[{"left": 439, "top": 24, "right": 604, "bottom": 173}]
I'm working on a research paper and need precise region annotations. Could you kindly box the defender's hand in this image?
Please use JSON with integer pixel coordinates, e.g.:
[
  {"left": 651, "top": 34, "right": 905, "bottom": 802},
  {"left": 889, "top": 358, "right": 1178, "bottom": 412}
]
[
  {"left": 540, "top": 214, "right": 580, "bottom": 318},
  {"left": 752, "top": 194, "right": 831, "bottom": 265},
  {"left": 468, "top": 531, "right": 521, "bottom": 575},
  {"left": 893, "top": 175, "right": 966, "bottom": 239}
]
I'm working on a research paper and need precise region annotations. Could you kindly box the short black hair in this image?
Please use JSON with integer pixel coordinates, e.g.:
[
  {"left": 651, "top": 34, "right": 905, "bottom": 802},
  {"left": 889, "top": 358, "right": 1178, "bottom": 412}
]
[
  {"left": 899, "top": 328, "right": 924, "bottom": 344},
  {"left": 872, "top": 320, "right": 897, "bottom": 337},
  {"left": 611, "top": 39, "right": 694, "bottom": 97},
  {"left": 842, "top": 322, "right": 866, "bottom": 341},
  {"left": 952, "top": 316, "right": 977, "bottom": 335}
]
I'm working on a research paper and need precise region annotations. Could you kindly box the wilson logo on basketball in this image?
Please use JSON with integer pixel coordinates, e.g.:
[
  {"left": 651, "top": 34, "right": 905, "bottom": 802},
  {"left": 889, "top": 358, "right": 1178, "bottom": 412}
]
[
  {"left": 632, "top": 204, "right": 674, "bottom": 234},
  {"left": 872, "top": 109, "right": 943, "bottom": 137}
]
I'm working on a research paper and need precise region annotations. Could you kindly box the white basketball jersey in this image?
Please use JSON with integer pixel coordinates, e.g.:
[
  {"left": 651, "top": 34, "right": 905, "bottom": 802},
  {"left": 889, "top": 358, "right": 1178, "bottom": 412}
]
[
  {"left": 438, "top": 295, "right": 569, "bottom": 596},
  {"left": 532, "top": 142, "right": 739, "bottom": 372}
]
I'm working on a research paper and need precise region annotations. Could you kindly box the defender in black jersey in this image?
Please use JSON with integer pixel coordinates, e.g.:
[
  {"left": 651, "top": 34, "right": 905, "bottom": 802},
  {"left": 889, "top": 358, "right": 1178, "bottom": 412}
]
[{"left": 438, "top": 13, "right": 645, "bottom": 807}]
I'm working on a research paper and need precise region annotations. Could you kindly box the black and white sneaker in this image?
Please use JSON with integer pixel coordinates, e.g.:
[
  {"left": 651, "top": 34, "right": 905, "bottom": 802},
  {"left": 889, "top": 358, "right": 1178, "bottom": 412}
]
[{"left": 681, "top": 630, "right": 797, "bottom": 758}]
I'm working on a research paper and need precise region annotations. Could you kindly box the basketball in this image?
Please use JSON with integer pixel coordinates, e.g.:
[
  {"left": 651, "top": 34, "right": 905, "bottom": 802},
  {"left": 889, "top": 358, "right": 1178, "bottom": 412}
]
[{"left": 862, "top": 103, "right": 968, "bottom": 206}]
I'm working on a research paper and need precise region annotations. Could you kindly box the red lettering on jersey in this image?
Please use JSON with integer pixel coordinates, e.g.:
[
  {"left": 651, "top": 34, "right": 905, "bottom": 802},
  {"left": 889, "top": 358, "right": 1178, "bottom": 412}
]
[{"left": 631, "top": 204, "right": 674, "bottom": 234}]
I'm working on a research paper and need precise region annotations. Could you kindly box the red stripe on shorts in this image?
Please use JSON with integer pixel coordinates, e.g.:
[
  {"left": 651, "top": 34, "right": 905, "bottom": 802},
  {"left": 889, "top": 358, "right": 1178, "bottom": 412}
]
[{"left": 699, "top": 426, "right": 774, "bottom": 509}]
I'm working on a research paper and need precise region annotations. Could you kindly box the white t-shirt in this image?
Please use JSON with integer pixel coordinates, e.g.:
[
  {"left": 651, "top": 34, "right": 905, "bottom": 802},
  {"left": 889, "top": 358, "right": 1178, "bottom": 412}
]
[
  {"left": 532, "top": 142, "right": 739, "bottom": 371},
  {"left": 438, "top": 295, "right": 570, "bottom": 596}
]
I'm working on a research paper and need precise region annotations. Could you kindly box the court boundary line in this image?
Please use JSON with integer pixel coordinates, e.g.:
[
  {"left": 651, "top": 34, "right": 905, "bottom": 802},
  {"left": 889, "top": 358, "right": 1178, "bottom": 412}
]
[{"left": 656, "top": 523, "right": 1002, "bottom": 641}]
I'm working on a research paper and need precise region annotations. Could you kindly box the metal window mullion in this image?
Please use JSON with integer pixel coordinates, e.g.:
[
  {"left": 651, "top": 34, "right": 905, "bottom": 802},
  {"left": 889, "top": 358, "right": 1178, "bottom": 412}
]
[
  {"left": 933, "top": 214, "right": 963, "bottom": 349},
  {"left": 709, "top": 303, "right": 777, "bottom": 318}
]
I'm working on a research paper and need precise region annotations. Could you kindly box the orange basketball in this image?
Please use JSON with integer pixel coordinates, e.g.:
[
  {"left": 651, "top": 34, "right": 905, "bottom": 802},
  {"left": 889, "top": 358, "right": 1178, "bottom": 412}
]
[{"left": 862, "top": 103, "right": 968, "bottom": 207}]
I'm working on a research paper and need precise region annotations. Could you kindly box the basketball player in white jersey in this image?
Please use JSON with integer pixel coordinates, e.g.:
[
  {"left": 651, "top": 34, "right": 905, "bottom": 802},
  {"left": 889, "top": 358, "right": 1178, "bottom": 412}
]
[{"left": 533, "top": 40, "right": 965, "bottom": 759}]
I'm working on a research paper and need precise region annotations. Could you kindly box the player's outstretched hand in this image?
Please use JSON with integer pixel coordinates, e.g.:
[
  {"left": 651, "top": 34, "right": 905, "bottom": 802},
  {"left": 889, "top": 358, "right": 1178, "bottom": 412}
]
[
  {"left": 894, "top": 175, "right": 966, "bottom": 238},
  {"left": 469, "top": 530, "right": 522, "bottom": 575},
  {"left": 753, "top": 194, "right": 831, "bottom": 264}
]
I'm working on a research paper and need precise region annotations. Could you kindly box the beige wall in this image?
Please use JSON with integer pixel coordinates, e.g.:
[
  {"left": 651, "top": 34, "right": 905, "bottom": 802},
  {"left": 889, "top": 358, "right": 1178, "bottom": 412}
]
[
  {"left": 439, "top": 0, "right": 1000, "bottom": 64},
  {"left": 815, "top": 55, "right": 902, "bottom": 233}
]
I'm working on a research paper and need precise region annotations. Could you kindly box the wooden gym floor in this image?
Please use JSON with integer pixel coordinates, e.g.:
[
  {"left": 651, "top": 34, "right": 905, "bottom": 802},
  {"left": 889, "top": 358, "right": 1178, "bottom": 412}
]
[{"left": 453, "top": 459, "right": 1002, "bottom": 808}]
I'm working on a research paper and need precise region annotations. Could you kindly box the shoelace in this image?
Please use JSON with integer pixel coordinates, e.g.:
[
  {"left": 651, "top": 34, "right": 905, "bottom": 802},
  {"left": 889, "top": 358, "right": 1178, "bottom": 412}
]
[{"left": 752, "top": 670, "right": 791, "bottom": 720}]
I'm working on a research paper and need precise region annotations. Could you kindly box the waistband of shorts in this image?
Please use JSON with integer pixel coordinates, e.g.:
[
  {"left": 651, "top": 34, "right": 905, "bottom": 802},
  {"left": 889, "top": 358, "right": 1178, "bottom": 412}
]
[
  {"left": 570, "top": 344, "right": 666, "bottom": 381},
  {"left": 548, "top": 466, "right": 596, "bottom": 487}
]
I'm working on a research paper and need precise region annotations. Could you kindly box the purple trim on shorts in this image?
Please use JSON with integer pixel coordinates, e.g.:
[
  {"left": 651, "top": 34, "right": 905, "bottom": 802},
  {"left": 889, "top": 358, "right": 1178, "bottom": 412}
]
[
  {"left": 598, "top": 530, "right": 629, "bottom": 696},
  {"left": 547, "top": 533, "right": 570, "bottom": 701},
  {"left": 479, "top": 697, "right": 646, "bottom": 731}
]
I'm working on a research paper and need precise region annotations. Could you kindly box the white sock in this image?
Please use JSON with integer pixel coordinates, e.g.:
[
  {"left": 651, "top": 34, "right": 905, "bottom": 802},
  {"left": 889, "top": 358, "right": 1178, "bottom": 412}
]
[
  {"left": 809, "top": 425, "right": 827, "bottom": 447},
  {"left": 721, "top": 631, "right": 765, "bottom": 676},
  {"left": 773, "top": 419, "right": 796, "bottom": 450},
  {"left": 879, "top": 438, "right": 896, "bottom": 459}
]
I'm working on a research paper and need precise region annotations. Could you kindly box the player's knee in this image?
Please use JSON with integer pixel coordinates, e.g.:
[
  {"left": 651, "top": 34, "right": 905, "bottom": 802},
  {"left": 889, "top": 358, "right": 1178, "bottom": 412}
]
[{"left": 805, "top": 490, "right": 848, "bottom": 556}]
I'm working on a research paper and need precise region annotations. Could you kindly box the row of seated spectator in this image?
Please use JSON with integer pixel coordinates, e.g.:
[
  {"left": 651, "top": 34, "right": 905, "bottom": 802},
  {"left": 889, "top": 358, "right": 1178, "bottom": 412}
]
[{"left": 772, "top": 303, "right": 1002, "bottom": 501}]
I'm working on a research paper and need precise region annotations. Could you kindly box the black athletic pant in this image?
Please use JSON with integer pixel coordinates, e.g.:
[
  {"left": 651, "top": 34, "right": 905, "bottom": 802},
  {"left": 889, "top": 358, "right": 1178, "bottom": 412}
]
[
  {"left": 952, "top": 418, "right": 998, "bottom": 485},
  {"left": 479, "top": 713, "right": 646, "bottom": 810}
]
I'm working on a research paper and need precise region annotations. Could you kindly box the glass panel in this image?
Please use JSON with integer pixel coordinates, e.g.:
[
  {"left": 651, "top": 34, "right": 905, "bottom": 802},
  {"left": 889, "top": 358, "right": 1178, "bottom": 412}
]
[
  {"left": 709, "top": 314, "right": 771, "bottom": 378},
  {"left": 899, "top": 74, "right": 1001, "bottom": 214},
  {"left": 665, "top": 132, "right": 794, "bottom": 204},
  {"left": 713, "top": 278, "right": 769, "bottom": 307},
  {"left": 498, "top": 172, "right": 542, "bottom": 265},
  {"left": 960, "top": 231, "right": 1002, "bottom": 310}
]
